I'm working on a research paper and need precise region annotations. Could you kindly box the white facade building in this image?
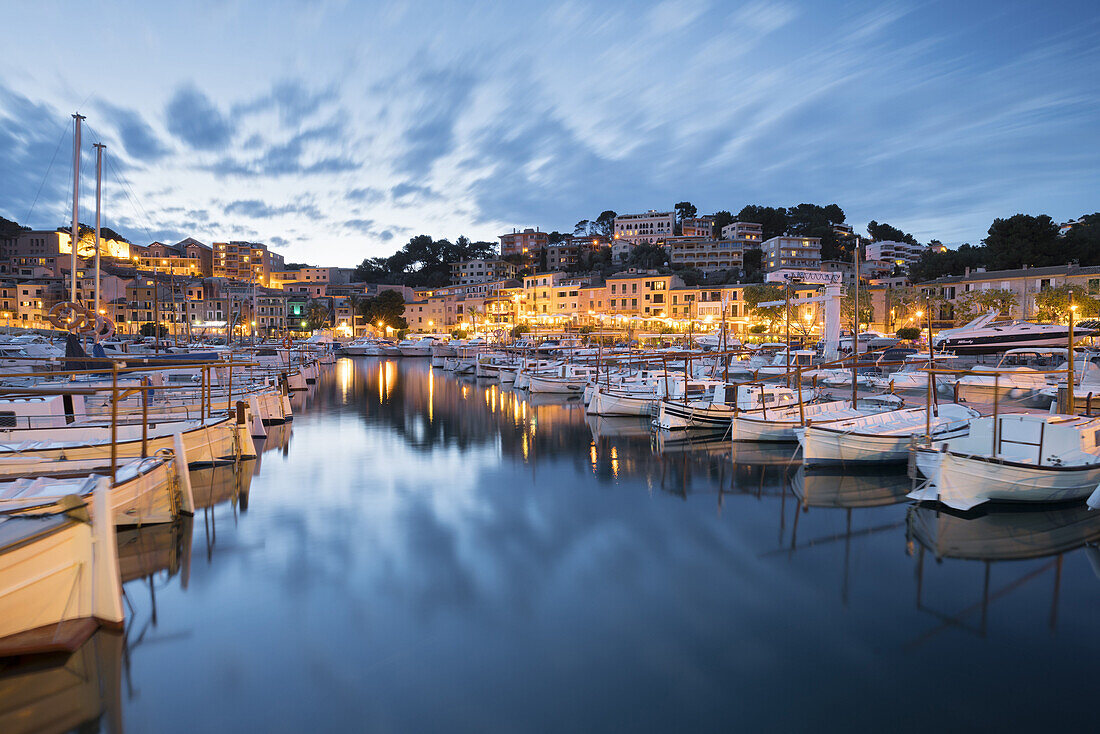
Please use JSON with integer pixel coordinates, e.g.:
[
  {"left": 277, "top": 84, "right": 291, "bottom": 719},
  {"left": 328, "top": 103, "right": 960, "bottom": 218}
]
[
  {"left": 665, "top": 239, "right": 744, "bottom": 273},
  {"left": 719, "top": 221, "right": 764, "bottom": 245},
  {"left": 614, "top": 210, "right": 675, "bottom": 245},
  {"left": 864, "top": 240, "right": 928, "bottom": 267},
  {"left": 762, "top": 236, "right": 822, "bottom": 272}
]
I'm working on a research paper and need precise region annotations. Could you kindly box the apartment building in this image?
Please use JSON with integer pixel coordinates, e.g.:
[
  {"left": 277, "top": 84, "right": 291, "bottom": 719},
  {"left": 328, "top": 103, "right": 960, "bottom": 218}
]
[
  {"left": 667, "top": 284, "right": 820, "bottom": 332},
  {"left": 762, "top": 235, "right": 822, "bottom": 272},
  {"left": 499, "top": 228, "right": 548, "bottom": 258},
  {"left": 613, "top": 210, "right": 675, "bottom": 245},
  {"left": 864, "top": 240, "right": 930, "bottom": 268},
  {"left": 450, "top": 259, "right": 518, "bottom": 285},
  {"left": 918, "top": 263, "right": 1100, "bottom": 322},
  {"left": 720, "top": 221, "right": 764, "bottom": 246},
  {"left": 522, "top": 272, "right": 570, "bottom": 316},
  {"left": 681, "top": 216, "right": 716, "bottom": 238},
  {"left": 126, "top": 280, "right": 185, "bottom": 332},
  {"left": 665, "top": 238, "right": 744, "bottom": 273},
  {"left": 1, "top": 229, "right": 133, "bottom": 279},
  {"left": 270, "top": 266, "right": 355, "bottom": 288},
  {"left": 136, "top": 239, "right": 214, "bottom": 277},
  {"left": 546, "top": 243, "right": 579, "bottom": 271},
  {"left": 604, "top": 269, "right": 683, "bottom": 317},
  {"left": 212, "top": 241, "right": 285, "bottom": 286},
  {"left": 546, "top": 235, "right": 610, "bottom": 271},
  {"left": 15, "top": 281, "right": 50, "bottom": 327}
]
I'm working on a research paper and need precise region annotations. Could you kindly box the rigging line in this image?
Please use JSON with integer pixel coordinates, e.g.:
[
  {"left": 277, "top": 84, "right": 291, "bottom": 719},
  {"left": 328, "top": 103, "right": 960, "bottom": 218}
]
[
  {"left": 107, "top": 151, "right": 157, "bottom": 243},
  {"left": 86, "top": 122, "right": 157, "bottom": 244},
  {"left": 106, "top": 153, "right": 157, "bottom": 244},
  {"left": 23, "top": 120, "right": 70, "bottom": 225}
]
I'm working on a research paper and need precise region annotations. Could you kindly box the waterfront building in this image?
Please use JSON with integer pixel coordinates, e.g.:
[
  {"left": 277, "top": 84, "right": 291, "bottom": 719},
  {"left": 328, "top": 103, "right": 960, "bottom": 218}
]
[
  {"left": 523, "top": 272, "right": 570, "bottom": 316},
  {"left": 918, "top": 263, "right": 1100, "bottom": 323},
  {"left": 614, "top": 210, "right": 675, "bottom": 245},
  {"left": 604, "top": 269, "right": 682, "bottom": 318},
  {"left": 762, "top": 235, "right": 822, "bottom": 272},
  {"left": 15, "top": 281, "right": 50, "bottom": 327}
]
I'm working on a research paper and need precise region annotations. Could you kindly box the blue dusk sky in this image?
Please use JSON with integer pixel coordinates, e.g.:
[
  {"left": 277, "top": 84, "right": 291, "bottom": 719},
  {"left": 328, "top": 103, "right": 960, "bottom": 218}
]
[{"left": 0, "top": 0, "right": 1097, "bottom": 266}]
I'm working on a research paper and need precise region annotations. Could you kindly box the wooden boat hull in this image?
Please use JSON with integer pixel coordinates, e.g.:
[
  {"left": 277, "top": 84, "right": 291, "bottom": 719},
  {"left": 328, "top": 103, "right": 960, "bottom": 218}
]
[
  {"left": 0, "top": 484, "right": 123, "bottom": 658},
  {"left": 588, "top": 388, "right": 655, "bottom": 417},
  {"left": 526, "top": 374, "right": 587, "bottom": 394},
  {"left": 0, "top": 458, "right": 191, "bottom": 527},
  {"left": 800, "top": 407, "right": 975, "bottom": 466},
  {"left": 0, "top": 417, "right": 250, "bottom": 470},
  {"left": 654, "top": 400, "right": 733, "bottom": 430},
  {"left": 912, "top": 448, "right": 1100, "bottom": 510}
]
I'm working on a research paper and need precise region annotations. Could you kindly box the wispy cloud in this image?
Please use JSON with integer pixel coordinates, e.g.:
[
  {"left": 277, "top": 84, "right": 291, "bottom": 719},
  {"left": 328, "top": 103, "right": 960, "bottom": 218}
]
[
  {"left": 0, "top": 0, "right": 1097, "bottom": 264},
  {"left": 165, "top": 85, "right": 235, "bottom": 150}
]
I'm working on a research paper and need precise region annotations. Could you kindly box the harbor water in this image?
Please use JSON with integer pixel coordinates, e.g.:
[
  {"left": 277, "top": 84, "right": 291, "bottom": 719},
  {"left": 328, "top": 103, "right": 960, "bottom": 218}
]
[{"left": 7, "top": 356, "right": 1100, "bottom": 732}]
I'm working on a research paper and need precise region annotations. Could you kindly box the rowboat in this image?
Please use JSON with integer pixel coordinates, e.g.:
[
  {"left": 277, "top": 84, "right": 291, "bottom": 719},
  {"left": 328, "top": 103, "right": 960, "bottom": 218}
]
[{"left": 0, "top": 480, "right": 124, "bottom": 657}]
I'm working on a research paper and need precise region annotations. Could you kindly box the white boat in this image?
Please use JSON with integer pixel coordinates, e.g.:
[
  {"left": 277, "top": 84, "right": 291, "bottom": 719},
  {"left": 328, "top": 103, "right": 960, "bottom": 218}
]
[
  {"left": 0, "top": 479, "right": 123, "bottom": 657},
  {"left": 952, "top": 348, "right": 1066, "bottom": 405},
  {"left": 526, "top": 365, "right": 599, "bottom": 394},
  {"left": 343, "top": 338, "right": 383, "bottom": 356},
  {"left": 588, "top": 385, "right": 658, "bottom": 416},
  {"left": 933, "top": 310, "right": 1093, "bottom": 354},
  {"left": 866, "top": 352, "right": 958, "bottom": 393},
  {"left": 0, "top": 414, "right": 253, "bottom": 470},
  {"left": 397, "top": 337, "right": 436, "bottom": 357},
  {"left": 654, "top": 383, "right": 820, "bottom": 430},
  {"left": 799, "top": 403, "right": 980, "bottom": 467},
  {"left": 730, "top": 395, "right": 903, "bottom": 443},
  {"left": 912, "top": 413, "right": 1100, "bottom": 510},
  {"left": 0, "top": 448, "right": 194, "bottom": 527}
]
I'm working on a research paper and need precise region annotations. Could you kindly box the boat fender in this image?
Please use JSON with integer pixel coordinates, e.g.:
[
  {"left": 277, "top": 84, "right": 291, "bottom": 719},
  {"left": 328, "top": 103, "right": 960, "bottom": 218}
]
[{"left": 235, "top": 400, "right": 247, "bottom": 425}]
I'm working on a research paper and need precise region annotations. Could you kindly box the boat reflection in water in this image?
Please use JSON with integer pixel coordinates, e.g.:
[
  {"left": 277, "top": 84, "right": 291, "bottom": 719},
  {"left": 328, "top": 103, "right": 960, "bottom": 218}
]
[
  {"left": 0, "top": 630, "right": 124, "bottom": 734},
  {"left": 907, "top": 503, "right": 1100, "bottom": 638},
  {"left": 793, "top": 467, "right": 913, "bottom": 509},
  {"left": 190, "top": 461, "right": 256, "bottom": 512},
  {"left": 908, "top": 503, "right": 1100, "bottom": 562},
  {"left": 117, "top": 516, "right": 193, "bottom": 586}
]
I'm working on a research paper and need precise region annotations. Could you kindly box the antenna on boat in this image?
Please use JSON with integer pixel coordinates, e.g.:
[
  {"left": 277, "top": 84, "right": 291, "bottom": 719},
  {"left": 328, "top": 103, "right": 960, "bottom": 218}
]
[
  {"left": 93, "top": 142, "right": 105, "bottom": 333},
  {"left": 70, "top": 113, "right": 85, "bottom": 304}
]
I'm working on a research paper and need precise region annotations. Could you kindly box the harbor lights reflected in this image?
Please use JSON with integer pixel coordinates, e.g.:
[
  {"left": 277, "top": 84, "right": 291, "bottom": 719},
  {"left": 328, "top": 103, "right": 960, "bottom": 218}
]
[{"left": 337, "top": 358, "right": 351, "bottom": 403}]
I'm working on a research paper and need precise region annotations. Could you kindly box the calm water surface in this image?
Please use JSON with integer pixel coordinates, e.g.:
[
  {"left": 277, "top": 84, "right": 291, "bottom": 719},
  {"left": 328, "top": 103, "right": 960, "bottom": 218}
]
[{"left": 6, "top": 357, "right": 1099, "bottom": 732}]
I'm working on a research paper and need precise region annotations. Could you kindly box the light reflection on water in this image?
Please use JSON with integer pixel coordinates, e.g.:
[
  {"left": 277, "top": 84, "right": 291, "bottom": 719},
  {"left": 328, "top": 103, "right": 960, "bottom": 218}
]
[{"left": 4, "top": 357, "right": 1100, "bottom": 733}]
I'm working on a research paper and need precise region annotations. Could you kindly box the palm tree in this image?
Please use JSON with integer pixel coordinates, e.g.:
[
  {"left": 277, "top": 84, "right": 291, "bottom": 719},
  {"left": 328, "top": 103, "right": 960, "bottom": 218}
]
[{"left": 306, "top": 299, "right": 331, "bottom": 330}]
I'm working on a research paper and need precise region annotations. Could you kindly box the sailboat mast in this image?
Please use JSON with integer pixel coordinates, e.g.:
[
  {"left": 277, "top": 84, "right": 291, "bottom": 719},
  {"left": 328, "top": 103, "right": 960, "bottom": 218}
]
[
  {"left": 851, "top": 237, "right": 860, "bottom": 407},
  {"left": 94, "top": 143, "right": 105, "bottom": 320},
  {"left": 71, "top": 113, "right": 85, "bottom": 304}
]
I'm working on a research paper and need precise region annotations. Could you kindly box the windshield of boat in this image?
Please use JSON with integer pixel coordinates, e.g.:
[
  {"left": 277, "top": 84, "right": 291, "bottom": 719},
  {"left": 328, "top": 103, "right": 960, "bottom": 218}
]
[{"left": 997, "top": 351, "right": 1063, "bottom": 368}]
